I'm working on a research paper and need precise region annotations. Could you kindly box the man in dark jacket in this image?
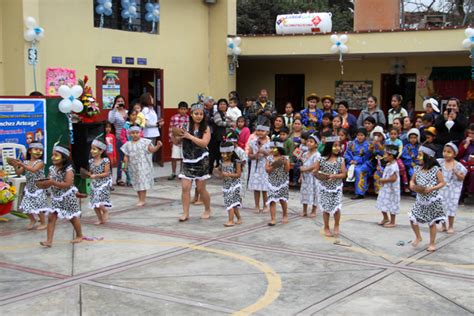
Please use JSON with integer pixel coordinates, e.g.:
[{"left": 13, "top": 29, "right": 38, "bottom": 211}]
[{"left": 248, "top": 89, "right": 276, "bottom": 129}]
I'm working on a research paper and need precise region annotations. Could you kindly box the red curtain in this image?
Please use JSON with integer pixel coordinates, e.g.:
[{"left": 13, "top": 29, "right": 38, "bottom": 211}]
[{"left": 433, "top": 79, "right": 472, "bottom": 100}]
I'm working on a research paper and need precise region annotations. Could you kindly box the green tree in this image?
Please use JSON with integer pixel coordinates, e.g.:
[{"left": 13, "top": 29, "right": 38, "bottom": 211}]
[{"left": 237, "top": 0, "right": 354, "bottom": 34}]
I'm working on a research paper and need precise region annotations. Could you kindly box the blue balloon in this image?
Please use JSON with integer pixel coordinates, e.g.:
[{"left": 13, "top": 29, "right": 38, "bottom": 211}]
[
  {"left": 228, "top": 43, "right": 234, "bottom": 49},
  {"left": 154, "top": 3, "right": 160, "bottom": 10},
  {"left": 121, "top": 0, "right": 130, "bottom": 7},
  {"left": 154, "top": 15, "right": 160, "bottom": 23},
  {"left": 95, "top": 5, "right": 105, "bottom": 15},
  {"left": 145, "top": 3, "right": 154, "bottom": 12},
  {"left": 104, "top": 8, "right": 112, "bottom": 16},
  {"left": 97, "top": 0, "right": 106, "bottom": 4},
  {"left": 131, "top": 12, "right": 138, "bottom": 19},
  {"left": 145, "top": 12, "right": 154, "bottom": 22},
  {"left": 121, "top": 9, "right": 130, "bottom": 19}
]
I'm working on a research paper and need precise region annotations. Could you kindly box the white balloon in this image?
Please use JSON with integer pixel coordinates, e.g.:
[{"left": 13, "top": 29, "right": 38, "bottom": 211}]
[
  {"left": 226, "top": 38, "right": 233, "bottom": 46},
  {"left": 232, "top": 47, "right": 241, "bottom": 56},
  {"left": 339, "top": 44, "right": 349, "bottom": 54},
  {"left": 339, "top": 34, "right": 348, "bottom": 43},
  {"left": 58, "top": 85, "right": 71, "bottom": 99},
  {"left": 129, "top": 6, "right": 137, "bottom": 14},
  {"left": 445, "top": 120, "right": 454, "bottom": 131},
  {"left": 59, "top": 99, "right": 72, "bottom": 114},
  {"left": 71, "top": 99, "right": 84, "bottom": 113},
  {"left": 233, "top": 37, "right": 241, "bottom": 46},
  {"left": 104, "top": 1, "right": 112, "bottom": 9},
  {"left": 35, "top": 28, "right": 45, "bottom": 41},
  {"left": 465, "top": 27, "right": 474, "bottom": 38},
  {"left": 330, "top": 34, "right": 339, "bottom": 44},
  {"left": 24, "top": 29, "right": 36, "bottom": 42},
  {"left": 330, "top": 44, "right": 339, "bottom": 54},
  {"left": 153, "top": 9, "right": 160, "bottom": 17},
  {"left": 71, "top": 85, "right": 83, "bottom": 98},
  {"left": 227, "top": 47, "right": 233, "bottom": 55},
  {"left": 24, "top": 16, "right": 37, "bottom": 28},
  {"left": 462, "top": 38, "right": 472, "bottom": 49}
]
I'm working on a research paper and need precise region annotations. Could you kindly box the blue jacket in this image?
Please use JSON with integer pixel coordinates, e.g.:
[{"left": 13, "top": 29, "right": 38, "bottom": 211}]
[{"left": 345, "top": 139, "right": 371, "bottom": 166}]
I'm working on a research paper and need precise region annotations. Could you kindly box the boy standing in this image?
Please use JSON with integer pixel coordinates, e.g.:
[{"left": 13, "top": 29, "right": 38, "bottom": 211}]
[{"left": 168, "top": 101, "right": 189, "bottom": 180}]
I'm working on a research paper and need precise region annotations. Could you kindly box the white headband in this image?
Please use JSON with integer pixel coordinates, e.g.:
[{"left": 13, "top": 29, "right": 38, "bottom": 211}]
[
  {"left": 191, "top": 103, "right": 204, "bottom": 111},
  {"left": 54, "top": 146, "right": 70, "bottom": 156},
  {"left": 92, "top": 139, "right": 107, "bottom": 151},
  {"left": 269, "top": 141, "right": 284, "bottom": 148},
  {"left": 309, "top": 134, "right": 320, "bottom": 143},
  {"left": 220, "top": 146, "right": 234, "bottom": 153},
  {"left": 29, "top": 143, "right": 44, "bottom": 150},
  {"left": 420, "top": 146, "right": 436, "bottom": 158},
  {"left": 129, "top": 126, "right": 141, "bottom": 132},
  {"left": 325, "top": 136, "right": 340, "bottom": 143},
  {"left": 444, "top": 142, "right": 458, "bottom": 155},
  {"left": 256, "top": 125, "right": 270, "bottom": 131},
  {"left": 385, "top": 148, "right": 399, "bottom": 156}
]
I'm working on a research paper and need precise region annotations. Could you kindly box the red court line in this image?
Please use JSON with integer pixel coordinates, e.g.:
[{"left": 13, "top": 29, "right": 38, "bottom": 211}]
[{"left": 0, "top": 262, "right": 69, "bottom": 279}]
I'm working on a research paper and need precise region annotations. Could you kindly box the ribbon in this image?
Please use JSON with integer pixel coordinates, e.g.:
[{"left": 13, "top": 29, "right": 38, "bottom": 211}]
[{"left": 67, "top": 113, "right": 74, "bottom": 145}]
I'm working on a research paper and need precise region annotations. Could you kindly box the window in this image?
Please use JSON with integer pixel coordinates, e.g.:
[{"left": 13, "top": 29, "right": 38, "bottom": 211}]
[{"left": 93, "top": 0, "right": 160, "bottom": 34}]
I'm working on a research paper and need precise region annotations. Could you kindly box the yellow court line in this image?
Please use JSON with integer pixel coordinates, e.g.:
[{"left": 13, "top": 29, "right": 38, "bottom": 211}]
[{"left": 1, "top": 239, "right": 281, "bottom": 316}]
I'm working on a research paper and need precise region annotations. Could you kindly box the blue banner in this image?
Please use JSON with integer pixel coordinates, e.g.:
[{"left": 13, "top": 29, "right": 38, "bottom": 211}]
[{"left": 0, "top": 98, "right": 47, "bottom": 160}]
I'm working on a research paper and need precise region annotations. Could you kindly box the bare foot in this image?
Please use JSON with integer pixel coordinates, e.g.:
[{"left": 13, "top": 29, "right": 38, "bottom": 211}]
[
  {"left": 308, "top": 212, "right": 316, "bottom": 218},
  {"left": 267, "top": 221, "right": 276, "bottom": 226},
  {"left": 254, "top": 208, "right": 261, "bottom": 214},
  {"left": 39, "top": 241, "right": 52, "bottom": 248},
  {"left": 223, "top": 222, "right": 235, "bottom": 227},
  {"left": 236, "top": 219, "right": 242, "bottom": 225},
  {"left": 302, "top": 212, "right": 307, "bottom": 217},
  {"left": 281, "top": 216, "right": 289, "bottom": 224},
  {"left": 383, "top": 223, "right": 396, "bottom": 228},
  {"left": 447, "top": 228, "right": 454, "bottom": 234},
  {"left": 378, "top": 220, "right": 389, "bottom": 226},
  {"left": 27, "top": 221, "right": 35, "bottom": 230},
  {"left": 36, "top": 224, "right": 47, "bottom": 231},
  {"left": 71, "top": 237, "right": 83, "bottom": 244},
  {"left": 411, "top": 238, "right": 422, "bottom": 247},
  {"left": 262, "top": 206, "right": 269, "bottom": 213},
  {"left": 324, "top": 228, "right": 333, "bottom": 237},
  {"left": 178, "top": 215, "right": 189, "bottom": 222},
  {"left": 136, "top": 202, "right": 146, "bottom": 207},
  {"left": 200, "top": 210, "right": 211, "bottom": 219},
  {"left": 193, "top": 200, "right": 204, "bottom": 205},
  {"left": 427, "top": 245, "right": 436, "bottom": 252},
  {"left": 333, "top": 226, "right": 340, "bottom": 237},
  {"left": 439, "top": 226, "right": 447, "bottom": 232},
  {"left": 94, "top": 221, "right": 102, "bottom": 225}
]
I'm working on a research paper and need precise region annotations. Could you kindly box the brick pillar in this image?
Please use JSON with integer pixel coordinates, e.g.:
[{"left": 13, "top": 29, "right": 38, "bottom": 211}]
[{"left": 354, "top": 0, "right": 400, "bottom": 31}]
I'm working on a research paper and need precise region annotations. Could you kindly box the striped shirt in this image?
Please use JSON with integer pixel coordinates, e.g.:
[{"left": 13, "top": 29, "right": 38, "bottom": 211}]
[{"left": 108, "top": 109, "right": 127, "bottom": 138}]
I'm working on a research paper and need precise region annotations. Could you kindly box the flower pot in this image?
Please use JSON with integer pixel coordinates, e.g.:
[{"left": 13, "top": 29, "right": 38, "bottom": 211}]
[{"left": 0, "top": 201, "right": 13, "bottom": 216}]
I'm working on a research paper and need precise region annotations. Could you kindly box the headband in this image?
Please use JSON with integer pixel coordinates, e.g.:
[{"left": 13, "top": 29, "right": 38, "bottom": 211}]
[
  {"left": 54, "top": 146, "right": 70, "bottom": 156},
  {"left": 226, "top": 138, "right": 238, "bottom": 142},
  {"left": 256, "top": 125, "right": 270, "bottom": 131},
  {"left": 191, "top": 103, "right": 204, "bottom": 112},
  {"left": 444, "top": 142, "right": 458, "bottom": 155},
  {"left": 420, "top": 146, "right": 436, "bottom": 158},
  {"left": 325, "top": 136, "right": 340, "bottom": 143},
  {"left": 92, "top": 139, "right": 107, "bottom": 151},
  {"left": 309, "top": 134, "right": 320, "bottom": 143},
  {"left": 269, "top": 141, "right": 284, "bottom": 148},
  {"left": 129, "top": 126, "right": 141, "bottom": 132},
  {"left": 29, "top": 143, "right": 44, "bottom": 150},
  {"left": 385, "top": 148, "right": 399, "bottom": 156},
  {"left": 219, "top": 146, "right": 234, "bottom": 153}
]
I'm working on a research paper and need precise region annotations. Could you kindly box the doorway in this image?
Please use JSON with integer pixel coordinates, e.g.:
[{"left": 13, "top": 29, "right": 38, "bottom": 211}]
[
  {"left": 275, "top": 74, "right": 305, "bottom": 113},
  {"left": 381, "top": 74, "right": 416, "bottom": 114}
]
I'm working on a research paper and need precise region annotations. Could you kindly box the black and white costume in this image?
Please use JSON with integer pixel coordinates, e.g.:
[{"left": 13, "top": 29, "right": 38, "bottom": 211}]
[
  {"left": 20, "top": 160, "right": 49, "bottom": 214},
  {"left": 88, "top": 157, "right": 112, "bottom": 209}
]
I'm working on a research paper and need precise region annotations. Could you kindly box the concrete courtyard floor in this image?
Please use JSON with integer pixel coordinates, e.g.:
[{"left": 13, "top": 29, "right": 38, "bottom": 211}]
[{"left": 0, "top": 164, "right": 473, "bottom": 315}]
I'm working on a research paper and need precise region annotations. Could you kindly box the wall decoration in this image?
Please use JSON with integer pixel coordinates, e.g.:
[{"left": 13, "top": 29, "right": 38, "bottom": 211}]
[
  {"left": 23, "top": 17, "right": 45, "bottom": 91},
  {"left": 145, "top": 2, "right": 160, "bottom": 34},
  {"left": 226, "top": 37, "right": 241, "bottom": 68},
  {"left": 96, "top": 0, "right": 113, "bottom": 28},
  {"left": 335, "top": 80, "right": 373, "bottom": 110},
  {"left": 45, "top": 68, "right": 76, "bottom": 96},
  {"left": 102, "top": 70, "right": 121, "bottom": 110},
  {"left": 329, "top": 34, "right": 349, "bottom": 75}
]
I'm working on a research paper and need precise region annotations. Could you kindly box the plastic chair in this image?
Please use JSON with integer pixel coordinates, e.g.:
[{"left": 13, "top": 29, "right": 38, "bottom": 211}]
[{"left": 0, "top": 143, "right": 27, "bottom": 211}]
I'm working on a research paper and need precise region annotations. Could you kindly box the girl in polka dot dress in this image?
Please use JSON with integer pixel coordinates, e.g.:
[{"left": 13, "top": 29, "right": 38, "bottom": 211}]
[
  {"left": 408, "top": 144, "right": 446, "bottom": 252},
  {"left": 313, "top": 136, "right": 347, "bottom": 237},
  {"left": 218, "top": 141, "right": 242, "bottom": 227},
  {"left": 38, "top": 144, "right": 83, "bottom": 247},
  {"left": 265, "top": 138, "right": 290, "bottom": 226},
  {"left": 13, "top": 142, "right": 48, "bottom": 230},
  {"left": 88, "top": 136, "right": 113, "bottom": 225}
]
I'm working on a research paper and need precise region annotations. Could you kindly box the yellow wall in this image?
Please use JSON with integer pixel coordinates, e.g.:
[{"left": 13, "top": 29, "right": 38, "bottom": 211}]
[
  {"left": 240, "top": 29, "right": 467, "bottom": 57},
  {"left": 1, "top": 0, "right": 236, "bottom": 107},
  {"left": 236, "top": 54, "right": 469, "bottom": 111},
  {"left": 0, "top": 0, "right": 4, "bottom": 94}
]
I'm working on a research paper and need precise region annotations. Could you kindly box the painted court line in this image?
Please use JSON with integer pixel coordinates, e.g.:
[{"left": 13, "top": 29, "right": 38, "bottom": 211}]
[{"left": 0, "top": 262, "right": 69, "bottom": 279}]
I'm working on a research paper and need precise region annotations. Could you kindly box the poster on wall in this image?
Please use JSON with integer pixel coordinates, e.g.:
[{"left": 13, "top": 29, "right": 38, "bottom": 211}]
[
  {"left": 45, "top": 68, "right": 76, "bottom": 96},
  {"left": 334, "top": 80, "right": 373, "bottom": 110},
  {"left": 0, "top": 98, "right": 47, "bottom": 161},
  {"left": 102, "top": 70, "right": 121, "bottom": 110}
]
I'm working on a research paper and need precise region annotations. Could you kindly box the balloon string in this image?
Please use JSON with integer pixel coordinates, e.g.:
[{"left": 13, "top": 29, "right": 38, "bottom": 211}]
[
  {"left": 100, "top": 14, "right": 104, "bottom": 28},
  {"left": 233, "top": 55, "right": 239, "bottom": 68},
  {"left": 339, "top": 51, "right": 344, "bottom": 75},
  {"left": 68, "top": 114, "right": 74, "bottom": 145},
  {"left": 151, "top": 21, "right": 156, "bottom": 34},
  {"left": 31, "top": 41, "right": 38, "bottom": 91}
]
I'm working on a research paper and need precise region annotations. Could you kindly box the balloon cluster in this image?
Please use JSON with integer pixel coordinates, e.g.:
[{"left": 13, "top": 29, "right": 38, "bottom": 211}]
[
  {"left": 121, "top": 0, "right": 138, "bottom": 23},
  {"left": 58, "top": 85, "right": 84, "bottom": 114},
  {"left": 329, "top": 34, "right": 349, "bottom": 75},
  {"left": 95, "top": 0, "right": 113, "bottom": 28},
  {"left": 23, "top": 17, "right": 44, "bottom": 42},
  {"left": 226, "top": 37, "right": 242, "bottom": 68},
  {"left": 145, "top": 2, "right": 160, "bottom": 33},
  {"left": 462, "top": 27, "right": 474, "bottom": 50}
]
